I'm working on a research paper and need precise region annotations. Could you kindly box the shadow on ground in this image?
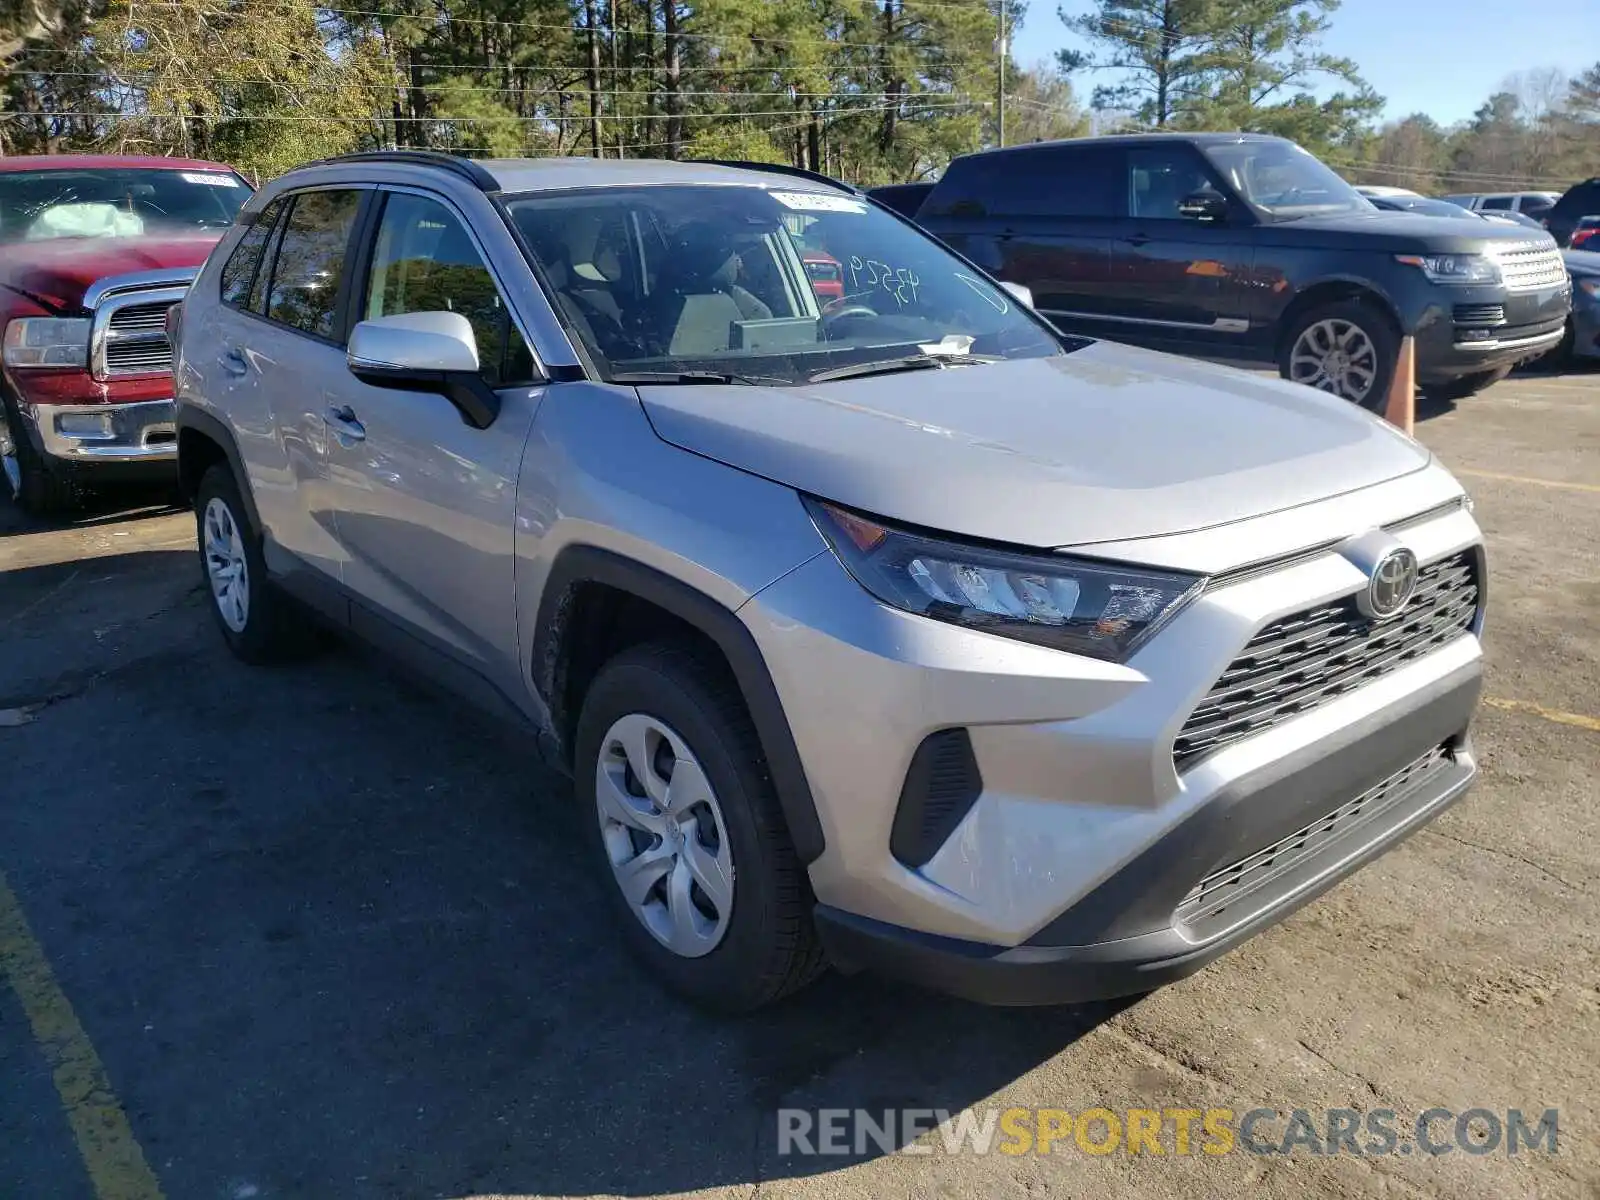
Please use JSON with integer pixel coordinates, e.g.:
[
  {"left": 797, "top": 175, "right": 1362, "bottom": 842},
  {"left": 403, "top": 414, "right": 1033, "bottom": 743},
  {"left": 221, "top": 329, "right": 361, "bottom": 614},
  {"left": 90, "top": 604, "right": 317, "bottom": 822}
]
[{"left": 0, "top": 547, "right": 1121, "bottom": 1200}]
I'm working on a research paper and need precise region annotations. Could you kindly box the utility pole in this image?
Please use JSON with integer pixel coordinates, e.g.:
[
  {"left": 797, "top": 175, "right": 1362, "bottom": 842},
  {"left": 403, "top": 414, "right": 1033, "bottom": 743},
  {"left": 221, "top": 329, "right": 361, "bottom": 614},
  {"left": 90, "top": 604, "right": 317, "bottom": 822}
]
[{"left": 996, "top": 0, "right": 1006, "bottom": 148}]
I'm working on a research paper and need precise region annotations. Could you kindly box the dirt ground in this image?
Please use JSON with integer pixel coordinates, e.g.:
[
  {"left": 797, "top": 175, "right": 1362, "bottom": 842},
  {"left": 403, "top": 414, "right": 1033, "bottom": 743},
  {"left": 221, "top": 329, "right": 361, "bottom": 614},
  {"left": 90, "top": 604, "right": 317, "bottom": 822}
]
[{"left": 1, "top": 367, "right": 1596, "bottom": 1200}]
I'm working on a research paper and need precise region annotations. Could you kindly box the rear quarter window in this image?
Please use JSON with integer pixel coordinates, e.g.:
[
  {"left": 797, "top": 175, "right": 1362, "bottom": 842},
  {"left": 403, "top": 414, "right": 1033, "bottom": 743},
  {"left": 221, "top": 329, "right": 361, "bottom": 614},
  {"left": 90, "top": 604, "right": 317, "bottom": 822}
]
[{"left": 922, "top": 147, "right": 1123, "bottom": 220}]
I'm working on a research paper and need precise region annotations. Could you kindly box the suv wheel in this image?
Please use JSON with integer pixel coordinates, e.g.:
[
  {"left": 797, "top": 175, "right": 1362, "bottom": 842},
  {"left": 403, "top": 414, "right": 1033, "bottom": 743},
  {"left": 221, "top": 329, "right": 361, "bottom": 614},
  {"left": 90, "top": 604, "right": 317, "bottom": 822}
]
[
  {"left": 195, "top": 464, "right": 315, "bottom": 664},
  {"left": 1, "top": 391, "right": 78, "bottom": 515},
  {"left": 575, "top": 642, "right": 826, "bottom": 1012},
  {"left": 1280, "top": 301, "right": 1399, "bottom": 411}
]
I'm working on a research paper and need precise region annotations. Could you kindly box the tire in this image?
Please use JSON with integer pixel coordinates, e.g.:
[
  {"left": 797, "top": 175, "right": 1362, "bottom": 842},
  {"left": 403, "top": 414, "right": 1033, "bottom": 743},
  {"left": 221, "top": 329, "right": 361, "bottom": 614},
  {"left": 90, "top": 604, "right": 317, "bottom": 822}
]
[
  {"left": 1421, "top": 366, "right": 1512, "bottom": 402},
  {"left": 1278, "top": 300, "right": 1400, "bottom": 412},
  {"left": 194, "top": 463, "right": 316, "bottom": 664},
  {"left": 574, "top": 641, "right": 826, "bottom": 1013},
  {"left": 1, "top": 389, "right": 79, "bottom": 515}
]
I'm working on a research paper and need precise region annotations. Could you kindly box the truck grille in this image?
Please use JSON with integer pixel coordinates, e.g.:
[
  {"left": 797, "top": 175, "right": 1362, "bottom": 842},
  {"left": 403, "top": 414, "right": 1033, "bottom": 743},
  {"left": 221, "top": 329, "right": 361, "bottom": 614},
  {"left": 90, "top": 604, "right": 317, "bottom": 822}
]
[
  {"left": 90, "top": 283, "right": 190, "bottom": 380},
  {"left": 1173, "top": 551, "right": 1480, "bottom": 770},
  {"left": 1491, "top": 242, "right": 1567, "bottom": 293},
  {"left": 1175, "top": 743, "right": 1454, "bottom": 931}
]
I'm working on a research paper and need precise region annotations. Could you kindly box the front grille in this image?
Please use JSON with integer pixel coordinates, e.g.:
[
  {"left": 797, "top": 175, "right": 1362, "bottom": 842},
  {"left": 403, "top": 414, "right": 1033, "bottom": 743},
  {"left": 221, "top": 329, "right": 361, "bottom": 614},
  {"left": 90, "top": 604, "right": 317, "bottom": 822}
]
[
  {"left": 1452, "top": 303, "right": 1504, "bottom": 326},
  {"left": 1492, "top": 242, "right": 1567, "bottom": 292},
  {"left": 90, "top": 284, "right": 188, "bottom": 379},
  {"left": 1174, "top": 551, "right": 1480, "bottom": 770},
  {"left": 107, "top": 300, "right": 176, "bottom": 333},
  {"left": 1175, "top": 743, "right": 1454, "bottom": 930}
]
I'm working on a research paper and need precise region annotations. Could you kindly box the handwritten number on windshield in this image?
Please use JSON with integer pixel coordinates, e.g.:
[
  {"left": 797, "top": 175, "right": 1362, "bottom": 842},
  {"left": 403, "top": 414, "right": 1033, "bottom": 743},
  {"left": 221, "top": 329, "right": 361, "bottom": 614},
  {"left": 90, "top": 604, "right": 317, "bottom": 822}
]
[{"left": 847, "top": 256, "right": 920, "bottom": 308}]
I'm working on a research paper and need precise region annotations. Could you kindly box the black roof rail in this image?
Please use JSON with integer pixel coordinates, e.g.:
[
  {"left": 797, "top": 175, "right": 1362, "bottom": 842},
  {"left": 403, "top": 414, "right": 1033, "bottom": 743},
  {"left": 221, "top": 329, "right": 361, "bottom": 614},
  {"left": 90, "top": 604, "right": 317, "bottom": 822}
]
[
  {"left": 310, "top": 150, "right": 500, "bottom": 192},
  {"left": 691, "top": 159, "right": 860, "bottom": 195}
]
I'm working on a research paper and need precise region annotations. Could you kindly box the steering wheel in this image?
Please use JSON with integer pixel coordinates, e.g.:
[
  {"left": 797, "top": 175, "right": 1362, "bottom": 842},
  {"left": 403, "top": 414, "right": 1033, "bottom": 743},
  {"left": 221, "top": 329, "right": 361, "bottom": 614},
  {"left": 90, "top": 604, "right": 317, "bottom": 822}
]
[{"left": 823, "top": 304, "right": 878, "bottom": 326}]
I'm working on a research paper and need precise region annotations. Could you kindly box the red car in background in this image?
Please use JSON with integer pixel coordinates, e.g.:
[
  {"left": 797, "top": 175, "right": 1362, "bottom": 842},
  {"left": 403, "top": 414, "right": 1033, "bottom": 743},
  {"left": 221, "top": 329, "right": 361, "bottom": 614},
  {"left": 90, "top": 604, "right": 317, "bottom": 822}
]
[
  {"left": 0, "top": 155, "right": 250, "bottom": 512},
  {"left": 801, "top": 250, "right": 844, "bottom": 305},
  {"left": 1569, "top": 217, "right": 1600, "bottom": 250}
]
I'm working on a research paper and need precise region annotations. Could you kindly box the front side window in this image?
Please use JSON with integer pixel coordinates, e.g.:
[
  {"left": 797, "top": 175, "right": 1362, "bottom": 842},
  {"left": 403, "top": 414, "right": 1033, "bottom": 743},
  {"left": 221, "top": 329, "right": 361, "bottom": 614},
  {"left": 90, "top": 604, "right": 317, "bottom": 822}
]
[
  {"left": 266, "top": 189, "right": 362, "bottom": 339},
  {"left": 364, "top": 192, "right": 534, "bottom": 385},
  {"left": 507, "top": 185, "right": 1065, "bottom": 385},
  {"left": 1128, "top": 147, "right": 1227, "bottom": 220},
  {"left": 0, "top": 167, "right": 250, "bottom": 244},
  {"left": 1481, "top": 196, "right": 1513, "bottom": 211},
  {"left": 219, "top": 199, "right": 284, "bottom": 308},
  {"left": 1200, "top": 140, "right": 1372, "bottom": 220}
]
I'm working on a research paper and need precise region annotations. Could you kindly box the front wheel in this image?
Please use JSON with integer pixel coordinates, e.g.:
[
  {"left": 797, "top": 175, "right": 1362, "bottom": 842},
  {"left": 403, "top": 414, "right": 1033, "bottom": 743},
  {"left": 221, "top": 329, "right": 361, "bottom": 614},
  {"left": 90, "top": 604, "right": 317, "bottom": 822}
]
[
  {"left": 1, "top": 391, "right": 78, "bottom": 515},
  {"left": 1279, "top": 301, "right": 1399, "bottom": 411},
  {"left": 575, "top": 642, "right": 826, "bottom": 1012},
  {"left": 1421, "top": 366, "right": 1512, "bottom": 402}
]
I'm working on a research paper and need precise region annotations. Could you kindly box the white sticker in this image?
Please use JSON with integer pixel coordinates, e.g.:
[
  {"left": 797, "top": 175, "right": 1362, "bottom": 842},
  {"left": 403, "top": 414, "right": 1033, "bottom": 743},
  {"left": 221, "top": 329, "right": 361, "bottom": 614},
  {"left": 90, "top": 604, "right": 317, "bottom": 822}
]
[
  {"left": 769, "top": 190, "right": 868, "bottom": 214},
  {"left": 179, "top": 172, "right": 241, "bottom": 187}
]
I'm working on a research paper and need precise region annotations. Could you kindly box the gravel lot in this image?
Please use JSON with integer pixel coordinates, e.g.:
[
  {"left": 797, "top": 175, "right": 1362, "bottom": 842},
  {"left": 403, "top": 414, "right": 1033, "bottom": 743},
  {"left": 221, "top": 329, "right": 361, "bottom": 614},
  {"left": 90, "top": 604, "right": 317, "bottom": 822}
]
[{"left": 2, "top": 368, "right": 1596, "bottom": 1200}]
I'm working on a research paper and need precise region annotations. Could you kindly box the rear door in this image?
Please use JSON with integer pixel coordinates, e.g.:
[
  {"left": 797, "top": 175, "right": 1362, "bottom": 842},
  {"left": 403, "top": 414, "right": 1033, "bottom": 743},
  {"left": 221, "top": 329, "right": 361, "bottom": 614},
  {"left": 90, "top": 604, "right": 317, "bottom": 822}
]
[
  {"left": 1099, "top": 142, "right": 1259, "bottom": 350},
  {"left": 320, "top": 187, "right": 545, "bottom": 698}
]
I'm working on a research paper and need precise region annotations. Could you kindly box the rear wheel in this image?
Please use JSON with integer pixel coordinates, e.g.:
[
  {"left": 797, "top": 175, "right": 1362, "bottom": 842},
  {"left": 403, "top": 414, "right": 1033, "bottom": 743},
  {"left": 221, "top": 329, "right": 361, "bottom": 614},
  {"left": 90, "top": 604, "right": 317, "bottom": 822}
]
[
  {"left": 195, "top": 463, "right": 316, "bottom": 664},
  {"left": 575, "top": 642, "right": 826, "bottom": 1012},
  {"left": 1279, "top": 301, "right": 1399, "bottom": 411},
  {"left": 1421, "top": 366, "right": 1513, "bottom": 402},
  {"left": 0, "top": 391, "right": 78, "bottom": 515}
]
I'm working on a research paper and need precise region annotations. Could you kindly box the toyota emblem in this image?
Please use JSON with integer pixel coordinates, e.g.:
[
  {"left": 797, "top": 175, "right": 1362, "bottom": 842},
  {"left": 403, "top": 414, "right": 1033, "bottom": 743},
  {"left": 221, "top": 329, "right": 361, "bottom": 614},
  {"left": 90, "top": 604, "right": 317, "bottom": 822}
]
[{"left": 1362, "top": 547, "right": 1419, "bottom": 621}]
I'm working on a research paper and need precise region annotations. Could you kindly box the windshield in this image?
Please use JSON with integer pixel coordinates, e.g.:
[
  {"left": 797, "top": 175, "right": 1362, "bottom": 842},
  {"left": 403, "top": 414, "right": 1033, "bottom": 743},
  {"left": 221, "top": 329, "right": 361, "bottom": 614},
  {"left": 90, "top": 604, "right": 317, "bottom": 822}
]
[
  {"left": 0, "top": 167, "right": 250, "bottom": 244},
  {"left": 1200, "top": 141, "right": 1372, "bottom": 220},
  {"left": 504, "top": 185, "right": 1064, "bottom": 385}
]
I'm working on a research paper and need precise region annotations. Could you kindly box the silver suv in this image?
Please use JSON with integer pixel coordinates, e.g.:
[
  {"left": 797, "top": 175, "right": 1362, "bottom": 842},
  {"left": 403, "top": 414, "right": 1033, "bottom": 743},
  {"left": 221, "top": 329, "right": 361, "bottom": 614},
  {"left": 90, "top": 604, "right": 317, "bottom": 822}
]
[{"left": 173, "top": 152, "right": 1486, "bottom": 1012}]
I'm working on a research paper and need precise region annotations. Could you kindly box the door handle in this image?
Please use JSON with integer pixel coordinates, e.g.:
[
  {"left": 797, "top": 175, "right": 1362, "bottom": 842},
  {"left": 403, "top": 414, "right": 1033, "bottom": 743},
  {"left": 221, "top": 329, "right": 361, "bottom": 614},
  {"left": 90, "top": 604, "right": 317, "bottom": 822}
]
[
  {"left": 221, "top": 348, "right": 249, "bottom": 377},
  {"left": 326, "top": 404, "right": 366, "bottom": 445}
]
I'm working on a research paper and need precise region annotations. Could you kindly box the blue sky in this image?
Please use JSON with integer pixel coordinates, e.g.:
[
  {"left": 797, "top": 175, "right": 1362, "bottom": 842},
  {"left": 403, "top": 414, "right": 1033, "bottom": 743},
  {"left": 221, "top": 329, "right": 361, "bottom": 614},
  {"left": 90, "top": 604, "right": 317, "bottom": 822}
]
[{"left": 1020, "top": 0, "right": 1600, "bottom": 127}]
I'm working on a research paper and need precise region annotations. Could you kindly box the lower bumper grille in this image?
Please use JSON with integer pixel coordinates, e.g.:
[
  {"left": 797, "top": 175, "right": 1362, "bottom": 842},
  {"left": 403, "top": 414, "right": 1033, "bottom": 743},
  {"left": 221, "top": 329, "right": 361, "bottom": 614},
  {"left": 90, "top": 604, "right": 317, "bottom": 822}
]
[
  {"left": 1176, "top": 742, "right": 1455, "bottom": 931},
  {"left": 1174, "top": 550, "right": 1481, "bottom": 769},
  {"left": 1453, "top": 303, "right": 1504, "bottom": 326}
]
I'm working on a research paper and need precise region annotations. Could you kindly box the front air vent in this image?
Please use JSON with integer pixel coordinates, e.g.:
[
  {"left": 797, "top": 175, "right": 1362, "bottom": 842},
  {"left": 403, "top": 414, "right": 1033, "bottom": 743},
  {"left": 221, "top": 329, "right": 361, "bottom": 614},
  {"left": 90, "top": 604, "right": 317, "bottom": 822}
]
[
  {"left": 890, "top": 729, "right": 983, "bottom": 869},
  {"left": 1452, "top": 303, "right": 1505, "bottom": 326}
]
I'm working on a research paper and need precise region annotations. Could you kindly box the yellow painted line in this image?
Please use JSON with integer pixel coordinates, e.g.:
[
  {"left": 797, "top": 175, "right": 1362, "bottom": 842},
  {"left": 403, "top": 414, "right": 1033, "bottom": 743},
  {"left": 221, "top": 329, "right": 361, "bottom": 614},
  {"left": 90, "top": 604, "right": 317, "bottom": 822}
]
[
  {"left": 1456, "top": 468, "right": 1600, "bottom": 495},
  {"left": 1485, "top": 696, "right": 1600, "bottom": 734},
  {"left": 0, "top": 869, "right": 165, "bottom": 1200}
]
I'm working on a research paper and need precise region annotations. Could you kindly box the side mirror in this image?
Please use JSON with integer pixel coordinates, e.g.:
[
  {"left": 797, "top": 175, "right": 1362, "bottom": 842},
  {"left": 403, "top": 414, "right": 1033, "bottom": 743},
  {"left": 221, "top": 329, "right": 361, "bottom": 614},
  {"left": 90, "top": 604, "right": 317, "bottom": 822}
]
[
  {"left": 1000, "top": 281, "right": 1034, "bottom": 308},
  {"left": 347, "top": 311, "right": 499, "bottom": 429},
  {"left": 1177, "top": 190, "right": 1229, "bottom": 223}
]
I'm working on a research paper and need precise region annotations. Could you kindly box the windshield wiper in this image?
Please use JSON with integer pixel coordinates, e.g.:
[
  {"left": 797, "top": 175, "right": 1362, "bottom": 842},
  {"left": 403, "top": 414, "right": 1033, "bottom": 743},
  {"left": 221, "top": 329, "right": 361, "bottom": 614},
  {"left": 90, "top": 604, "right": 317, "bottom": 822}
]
[
  {"left": 807, "top": 352, "right": 991, "bottom": 383},
  {"left": 610, "top": 370, "right": 785, "bottom": 386}
]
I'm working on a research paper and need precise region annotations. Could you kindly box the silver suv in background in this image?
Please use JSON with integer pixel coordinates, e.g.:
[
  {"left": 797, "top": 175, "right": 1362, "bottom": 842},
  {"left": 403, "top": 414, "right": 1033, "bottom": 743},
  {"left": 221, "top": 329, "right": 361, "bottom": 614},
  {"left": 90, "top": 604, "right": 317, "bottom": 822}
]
[{"left": 174, "top": 152, "right": 1487, "bottom": 1011}]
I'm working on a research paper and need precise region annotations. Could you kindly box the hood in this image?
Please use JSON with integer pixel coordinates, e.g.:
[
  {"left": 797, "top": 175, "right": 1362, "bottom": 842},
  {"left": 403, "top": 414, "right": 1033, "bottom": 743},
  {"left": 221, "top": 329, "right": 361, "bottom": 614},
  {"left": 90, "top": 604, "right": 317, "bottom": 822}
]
[
  {"left": 1267, "top": 208, "right": 1553, "bottom": 253},
  {"left": 638, "top": 342, "right": 1431, "bottom": 549},
  {"left": 0, "top": 235, "right": 220, "bottom": 313}
]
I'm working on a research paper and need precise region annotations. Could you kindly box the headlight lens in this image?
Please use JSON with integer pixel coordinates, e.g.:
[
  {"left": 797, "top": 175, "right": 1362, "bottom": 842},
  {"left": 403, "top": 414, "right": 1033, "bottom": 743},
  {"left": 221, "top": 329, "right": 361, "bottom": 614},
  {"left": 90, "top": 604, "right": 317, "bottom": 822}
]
[
  {"left": 805, "top": 499, "right": 1204, "bottom": 663},
  {"left": 2, "top": 317, "right": 91, "bottom": 369},
  {"left": 1394, "top": 253, "right": 1501, "bottom": 285}
]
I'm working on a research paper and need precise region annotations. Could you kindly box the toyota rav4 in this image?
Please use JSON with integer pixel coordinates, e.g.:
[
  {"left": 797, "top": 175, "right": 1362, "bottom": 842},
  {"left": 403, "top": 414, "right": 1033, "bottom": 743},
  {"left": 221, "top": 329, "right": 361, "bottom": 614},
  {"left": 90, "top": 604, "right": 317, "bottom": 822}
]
[{"left": 174, "top": 152, "right": 1486, "bottom": 1012}]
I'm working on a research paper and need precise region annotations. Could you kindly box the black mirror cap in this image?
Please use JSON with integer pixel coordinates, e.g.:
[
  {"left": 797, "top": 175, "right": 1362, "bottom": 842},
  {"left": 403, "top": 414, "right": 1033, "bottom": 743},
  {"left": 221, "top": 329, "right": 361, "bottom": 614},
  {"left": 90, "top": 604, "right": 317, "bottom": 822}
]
[
  {"left": 1178, "top": 191, "right": 1229, "bottom": 222},
  {"left": 348, "top": 362, "right": 501, "bottom": 430}
]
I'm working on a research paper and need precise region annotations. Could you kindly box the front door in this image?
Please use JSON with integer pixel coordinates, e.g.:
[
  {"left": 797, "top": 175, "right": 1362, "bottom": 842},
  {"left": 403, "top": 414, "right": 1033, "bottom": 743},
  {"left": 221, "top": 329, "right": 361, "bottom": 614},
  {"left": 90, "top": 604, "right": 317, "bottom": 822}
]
[
  {"left": 1101, "top": 144, "right": 1259, "bottom": 350},
  {"left": 321, "top": 188, "right": 544, "bottom": 698}
]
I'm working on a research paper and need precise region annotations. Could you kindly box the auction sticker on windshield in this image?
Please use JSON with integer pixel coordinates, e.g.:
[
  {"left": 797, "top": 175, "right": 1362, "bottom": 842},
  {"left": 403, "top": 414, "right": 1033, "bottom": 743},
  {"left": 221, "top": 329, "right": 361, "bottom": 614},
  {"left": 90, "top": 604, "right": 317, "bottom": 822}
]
[
  {"left": 770, "top": 191, "right": 868, "bottom": 214},
  {"left": 180, "top": 172, "right": 241, "bottom": 187}
]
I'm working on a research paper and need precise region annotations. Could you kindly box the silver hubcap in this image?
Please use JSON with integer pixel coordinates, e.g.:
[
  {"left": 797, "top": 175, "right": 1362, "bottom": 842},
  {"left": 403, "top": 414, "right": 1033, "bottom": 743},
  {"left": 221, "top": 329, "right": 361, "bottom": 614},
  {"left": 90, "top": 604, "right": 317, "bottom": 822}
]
[
  {"left": 203, "top": 496, "right": 250, "bottom": 633},
  {"left": 595, "top": 713, "right": 734, "bottom": 958},
  {"left": 0, "top": 409, "right": 20, "bottom": 497},
  {"left": 1290, "top": 318, "right": 1379, "bottom": 402}
]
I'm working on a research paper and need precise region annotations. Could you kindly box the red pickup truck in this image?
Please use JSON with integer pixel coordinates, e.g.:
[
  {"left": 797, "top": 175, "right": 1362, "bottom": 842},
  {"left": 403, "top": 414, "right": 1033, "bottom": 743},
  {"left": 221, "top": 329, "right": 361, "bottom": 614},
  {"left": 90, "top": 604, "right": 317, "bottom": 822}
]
[{"left": 0, "top": 155, "right": 251, "bottom": 513}]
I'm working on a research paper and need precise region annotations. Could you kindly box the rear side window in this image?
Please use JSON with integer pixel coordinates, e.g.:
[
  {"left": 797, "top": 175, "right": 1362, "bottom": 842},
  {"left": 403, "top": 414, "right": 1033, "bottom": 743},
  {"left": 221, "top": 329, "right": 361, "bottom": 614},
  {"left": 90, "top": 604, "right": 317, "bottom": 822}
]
[
  {"left": 219, "top": 199, "right": 284, "bottom": 307},
  {"left": 1480, "top": 196, "right": 1512, "bottom": 210},
  {"left": 265, "top": 189, "right": 363, "bottom": 339},
  {"left": 924, "top": 147, "right": 1123, "bottom": 220}
]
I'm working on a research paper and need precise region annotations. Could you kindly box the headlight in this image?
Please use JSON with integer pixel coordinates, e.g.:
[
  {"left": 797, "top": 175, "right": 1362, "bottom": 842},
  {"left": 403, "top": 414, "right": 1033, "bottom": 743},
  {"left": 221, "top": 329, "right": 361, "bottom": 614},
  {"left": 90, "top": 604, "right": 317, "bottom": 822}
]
[
  {"left": 805, "top": 499, "right": 1204, "bottom": 663},
  {"left": 2, "top": 317, "right": 91, "bottom": 369},
  {"left": 1394, "top": 253, "right": 1501, "bottom": 285}
]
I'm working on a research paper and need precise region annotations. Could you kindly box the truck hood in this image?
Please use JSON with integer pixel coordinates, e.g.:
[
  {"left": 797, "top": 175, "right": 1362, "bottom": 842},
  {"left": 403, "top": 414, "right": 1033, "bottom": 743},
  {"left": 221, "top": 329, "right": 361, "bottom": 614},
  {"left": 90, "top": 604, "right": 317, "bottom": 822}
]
[
  {"left": 638, "top": 341, "right": 1431, "bottom": 549},
  {"left": 1268, "top": 208, "right": 1553, "bottom": 254},
  {"left": 0, "top": 235, "right": 219, "bottom": 313}
]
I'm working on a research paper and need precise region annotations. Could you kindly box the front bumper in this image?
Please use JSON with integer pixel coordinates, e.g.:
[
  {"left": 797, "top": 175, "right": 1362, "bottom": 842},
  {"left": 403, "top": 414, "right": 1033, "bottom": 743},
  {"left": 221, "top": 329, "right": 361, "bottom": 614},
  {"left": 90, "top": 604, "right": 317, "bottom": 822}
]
[
  {"left": 816, "top": 666, "right": 1478, "bottom": 1005},
  {"left": 1412, "top": 283, "right": 1570, "bottom": 382},
  {"left": 742, "top": 478, "right": 1485, "bottom": 1002},
  {"left": 30, "top": 399, "right": 178, "bottom": 467}
]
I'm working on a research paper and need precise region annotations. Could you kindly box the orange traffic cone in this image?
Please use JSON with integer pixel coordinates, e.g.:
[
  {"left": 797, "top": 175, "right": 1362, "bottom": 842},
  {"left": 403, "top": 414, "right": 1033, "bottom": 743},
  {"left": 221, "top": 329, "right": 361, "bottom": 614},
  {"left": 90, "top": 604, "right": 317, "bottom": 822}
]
[{"left": 1383, "top": 337, "right": 1416, "bottom": 435}]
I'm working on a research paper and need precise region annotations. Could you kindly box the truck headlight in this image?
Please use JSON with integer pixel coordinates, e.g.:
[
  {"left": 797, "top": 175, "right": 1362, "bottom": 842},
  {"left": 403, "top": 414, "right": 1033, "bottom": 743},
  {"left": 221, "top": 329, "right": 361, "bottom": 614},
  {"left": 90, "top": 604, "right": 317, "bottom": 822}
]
[
  {"left": 805, "top": 499, "right": 1204, "bottom": 663},
  {"left": 2, "top": 318, "right": 91, "bottom": 369},
  {"left": 1394, "top": 254, "right": 1501, "bottom": 285}
]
